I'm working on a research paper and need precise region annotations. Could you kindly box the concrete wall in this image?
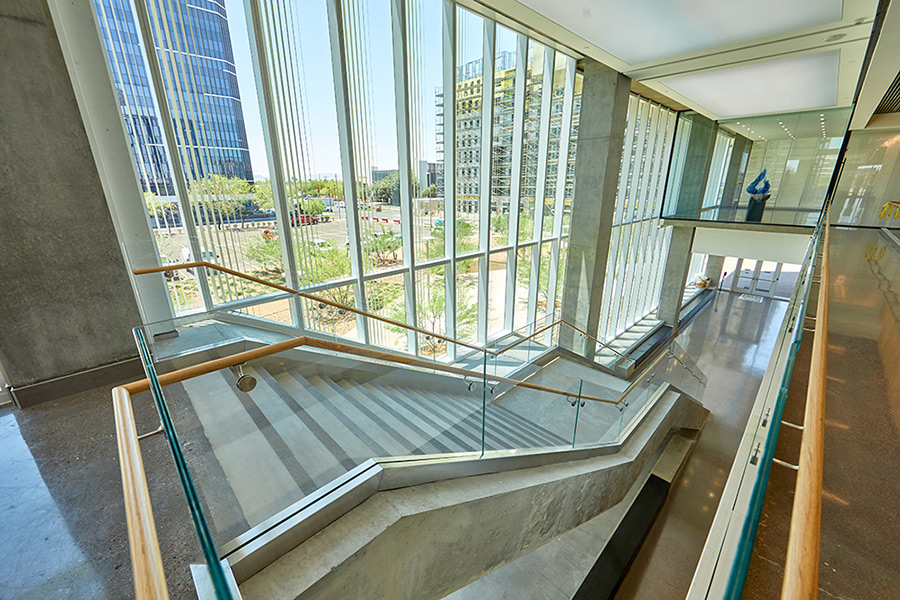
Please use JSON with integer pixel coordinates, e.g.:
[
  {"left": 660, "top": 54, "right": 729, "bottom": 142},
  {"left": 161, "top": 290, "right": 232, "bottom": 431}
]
[
  {"left": 238, "top": 390, "right": 709, "bottom": 600},
  {"left": 559, "top": 60, "right": 631, "bottom": 357},
  {"left": 657, "top": 227, "right": 696, "bottom": 327},
  {"left": 0, "top": 1, "right": 141, "bottom": 389}
]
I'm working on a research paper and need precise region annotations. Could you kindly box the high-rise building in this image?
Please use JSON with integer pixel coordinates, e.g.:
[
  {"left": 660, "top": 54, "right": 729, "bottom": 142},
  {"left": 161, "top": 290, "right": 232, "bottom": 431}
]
[
  {"left": 436, "top": 49, "right": 573, "bottom": 216},
  {"left": 92, "top": 0, "right": 253, "bottom": 195}
]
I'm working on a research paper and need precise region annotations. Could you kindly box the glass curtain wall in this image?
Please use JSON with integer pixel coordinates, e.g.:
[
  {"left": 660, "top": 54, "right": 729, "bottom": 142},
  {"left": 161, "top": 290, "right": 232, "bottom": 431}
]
[
  {"left": 92, "top": 0, "right": 581, "bottom": 360},
  {"left": 701, "top": 129, "right": 734, "bottom": 214},
  {"left": 598, "top": 95, "right": 677, "bottom": 342}
]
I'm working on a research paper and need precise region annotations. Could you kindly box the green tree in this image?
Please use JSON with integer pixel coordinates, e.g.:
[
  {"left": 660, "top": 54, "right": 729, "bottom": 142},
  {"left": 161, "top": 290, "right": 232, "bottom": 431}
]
[
  {"left": 299, "top": 197, "right": 326, "bottom": 217},
  {"left": 305, "top": 247, "right": 356, "bottom": 333},
  {"left": 421, "top": 183, "right": 437, "bottom": 198},
  {"left": 245, "top": 234, "right": 283, "bottom": 274},
  {"left": 301, "top": 178, "right": 344, "bottom": 198},
  {"left": 145, "top": 191, "right": 177, "bottom": 225},
  {"left": 516, "top": 245, "right": 555, "bottom": 311},
  {"left": 307, "top": 248, "right": 353, "bottom": 287},
  {"left": 362, "top": 228, "right": 402, "bottom": 268},
  {"left": 190, "top": 174, "right": 253, "bottom": 227},
  {"left": 372, "top": 172, "right": 400, "bottom": 203},
  {"left": 427, "top": 219, "right": 478, "bottom": 259},
  {"left": 253, "top": 179, "right": 275, "bottom": 211}
]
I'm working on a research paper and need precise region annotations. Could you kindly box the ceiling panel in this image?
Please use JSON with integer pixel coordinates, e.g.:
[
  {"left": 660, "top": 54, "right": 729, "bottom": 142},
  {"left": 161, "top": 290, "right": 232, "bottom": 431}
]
[
  {"left": 516, "top": 0, "right": 842, "bottom": 64},
  {"left": 719, "top": 107, "right": 852, "bottom": 141},
  {"left": 661, "top": 50, "right": 840, "bottom": 118}
]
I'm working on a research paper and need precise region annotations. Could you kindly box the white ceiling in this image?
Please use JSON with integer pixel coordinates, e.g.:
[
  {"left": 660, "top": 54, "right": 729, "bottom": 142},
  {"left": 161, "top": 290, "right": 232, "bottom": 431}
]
[
  {"left": 483, "top": 0, "right": 879, "bottom": 120},
  {"left": 516, "top": 0, "right": 843, "bottom": 65},
  {"left": 719, "top": 107, "right": 853, "bottom": 142},
  {"left": 663, "top": 51, "right": 840, "bottom": 118}
]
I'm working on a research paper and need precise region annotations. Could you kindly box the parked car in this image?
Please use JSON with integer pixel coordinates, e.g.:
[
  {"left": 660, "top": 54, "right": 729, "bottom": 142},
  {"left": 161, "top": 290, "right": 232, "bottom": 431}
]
[
  {"left": 290, "top": 212, "right": 318, "bottom": 226},
  {"left": 310, "top": 238, "right": 333, "bottom": 250}
]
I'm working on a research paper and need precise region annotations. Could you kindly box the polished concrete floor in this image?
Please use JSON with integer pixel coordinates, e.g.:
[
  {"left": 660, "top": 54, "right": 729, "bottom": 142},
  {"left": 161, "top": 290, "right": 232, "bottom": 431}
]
[
  {"left": 744, "top": 226, "right": 900, "bottom": 599},
  {"left": 0, "top": 384, "right": 200, "bottom": 599},
  {"left": 614, "top": 290, "right": 788, "bottom": 599}
]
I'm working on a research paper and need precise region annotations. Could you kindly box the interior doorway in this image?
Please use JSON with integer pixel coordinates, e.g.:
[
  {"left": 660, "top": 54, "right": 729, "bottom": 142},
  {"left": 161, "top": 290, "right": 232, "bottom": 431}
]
[{"left": 730, "top": 259, "right": 782, "bottom": 297}]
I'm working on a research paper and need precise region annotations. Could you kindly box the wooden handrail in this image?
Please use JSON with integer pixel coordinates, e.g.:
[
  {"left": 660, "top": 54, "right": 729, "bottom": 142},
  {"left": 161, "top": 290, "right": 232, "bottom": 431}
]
[
  {"left": 493, "top": 317, "right": 629, "bottom": 361},
  {"left": 781, "top": 211, "right": 829, "bottom": 599},
  {"left": 135, "top": 262, "right": 493, "bottom": 356},
  {"left": 615, "top": 346, "right": 672, "bottom": 403},
  {"left": 137, "top": 262, "right": 629, "bottom": 363},
  {"left": 113, "top": 386, "right": 169, "bottom": 600},
  {"left": 124, "top": 334, "right": 618, "bottom": 405}
]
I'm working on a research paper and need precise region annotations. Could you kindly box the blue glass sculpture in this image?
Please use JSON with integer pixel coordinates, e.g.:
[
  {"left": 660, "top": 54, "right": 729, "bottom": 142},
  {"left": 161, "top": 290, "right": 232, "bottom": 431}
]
[{"left": 746, "top": 169, "right": 771, "bottom": 195}]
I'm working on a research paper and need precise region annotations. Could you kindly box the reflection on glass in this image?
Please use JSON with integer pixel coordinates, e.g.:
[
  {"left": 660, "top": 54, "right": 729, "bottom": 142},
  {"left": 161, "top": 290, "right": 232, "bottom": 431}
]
[
  {"left": 669, "top": 107, "right": 851, "bottom": 226},
  {"left": 833, "top": 129, "right": 900, "bottom": 227}
]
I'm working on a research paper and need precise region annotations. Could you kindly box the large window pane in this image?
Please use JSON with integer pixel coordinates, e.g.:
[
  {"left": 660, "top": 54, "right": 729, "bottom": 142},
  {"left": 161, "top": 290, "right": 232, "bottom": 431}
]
[
  {"left": 253, "top": 0, "right": 351, "bottom": 292},
  {"left": 342, "top": 0, "right": 404, "bottom": 275},
  {"left": 487, "top": 250, "right": 509, "bottom": 337},
  {"left": 415, "top": 264, "right": 449, "bottom": 358},
  {"left": 541, "top": 53, "right": 568, "bottom": 238},
  {"left": 517, "top": 41, "right": 545, "bottom": 242},
  {"left": 365, "top": 276, "right": 408, "bottom": 351},
  {"left": 454, "top": 8, "right": 484, "bottom": 255},
  {"left": 489, "top": 26, "right": 518, "bottom": 247},
  {"left": 455, "top": 258, "right": 479, "bottom": 343},
  {"left": 407, "top": 0, "right": 445, "bottom": 262},
  {"left": 599, "top": 94, "right": 677, "bottom": 341},
  {"left": 93, "top": 0, "right": 586, "bottom": 356}
]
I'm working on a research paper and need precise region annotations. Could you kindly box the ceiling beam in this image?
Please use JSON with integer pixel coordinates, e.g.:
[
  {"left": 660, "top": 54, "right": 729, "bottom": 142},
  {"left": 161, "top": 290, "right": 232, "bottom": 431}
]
[{"left": 850, "top": 0, "right": 900, "bottom": 129}]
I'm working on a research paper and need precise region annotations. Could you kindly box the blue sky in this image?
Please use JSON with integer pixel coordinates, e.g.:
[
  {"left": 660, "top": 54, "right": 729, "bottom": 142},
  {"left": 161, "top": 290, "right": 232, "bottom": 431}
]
[{"left": 224, "top": 0, "right": 446, "bottom": 182}]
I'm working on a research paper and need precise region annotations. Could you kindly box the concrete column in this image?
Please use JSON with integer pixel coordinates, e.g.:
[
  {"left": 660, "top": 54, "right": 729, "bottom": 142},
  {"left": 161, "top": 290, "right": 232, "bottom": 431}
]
[
  {"left": 0, "top": 1, "right": 142, "bottom": 403},
  {"left": 559, "top": 60, "right": 631, "bottom": 358},
  {"left": 669, "top": 113, "right": 718, "bottom": 219},
  {"left": 657, "top": 226, "right": 696, "bottom": 328},
  {"left": 705, "top": 255, "right": 726, "bottom": 288},
  {"left": 718, "top": 134, "right": 752, "bottom": 221}
]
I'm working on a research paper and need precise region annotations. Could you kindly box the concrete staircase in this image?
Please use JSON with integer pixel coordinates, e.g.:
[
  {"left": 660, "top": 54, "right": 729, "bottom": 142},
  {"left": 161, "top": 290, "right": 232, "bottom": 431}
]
[{"left": 180, "top": 359, "right": 572, "bottom": 523}]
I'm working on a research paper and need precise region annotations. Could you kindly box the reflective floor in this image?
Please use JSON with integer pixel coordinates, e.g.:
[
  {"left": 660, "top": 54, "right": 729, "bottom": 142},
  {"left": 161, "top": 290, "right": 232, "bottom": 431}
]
[
  {"left": 614, "top": 290, "right": 788, "bottom": 599},
  {"left": 0, "top": 385, "right": 200, "bottom": 599}
]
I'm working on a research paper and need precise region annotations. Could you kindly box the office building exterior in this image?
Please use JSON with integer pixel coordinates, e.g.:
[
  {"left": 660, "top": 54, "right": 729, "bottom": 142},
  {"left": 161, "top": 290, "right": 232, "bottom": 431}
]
[{"left": 92, "top": 0, "right": 253, "bottom": 195}]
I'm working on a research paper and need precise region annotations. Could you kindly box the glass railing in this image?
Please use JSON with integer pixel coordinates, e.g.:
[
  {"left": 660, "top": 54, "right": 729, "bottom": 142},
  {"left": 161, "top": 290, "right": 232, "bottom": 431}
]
[
  {"left": 122, "top": 246, "right": 710, "bottom": 599},
  {"left": 662, "top": 192, "right": 825, "bottom": 227},
  {"left": 688, "top": 207, "right": 826, "bottom": 599}
]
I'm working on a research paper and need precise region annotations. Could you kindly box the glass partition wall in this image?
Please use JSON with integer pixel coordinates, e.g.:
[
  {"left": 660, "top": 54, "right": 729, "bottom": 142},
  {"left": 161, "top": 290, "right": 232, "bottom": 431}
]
[
  {"left": 95, "top": 0, "right": 582, "bottom": 360},
  {"left": 662, "top": 107, "right": 850, "bottom": 226}
]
